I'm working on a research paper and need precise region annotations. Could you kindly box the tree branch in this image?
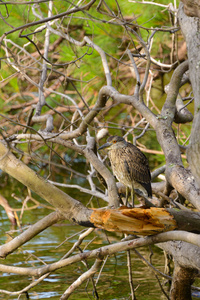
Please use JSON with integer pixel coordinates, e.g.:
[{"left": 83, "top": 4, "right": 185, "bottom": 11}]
[
  {"left": 0, "top": 142, "right": 93, "bottom": 225},
  {"left": 61, "top": 258, "right": 103, "bottom": 300},
  {"left": 0, "top": 231, "right": 199, "bottom": 277},
  {"left": 0, "top": 212, "right": 64, "bottom": 258}
]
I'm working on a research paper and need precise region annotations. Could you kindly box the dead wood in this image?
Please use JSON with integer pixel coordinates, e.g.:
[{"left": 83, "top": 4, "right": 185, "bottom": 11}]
[{"left": 90, "top": 207, "right": 200, "bottom": 235}]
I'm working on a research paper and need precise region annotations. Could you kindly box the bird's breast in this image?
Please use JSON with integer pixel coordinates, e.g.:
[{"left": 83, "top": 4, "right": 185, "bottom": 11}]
[{"left": 109, "top": 149, "right": 132, "bottom": 187}]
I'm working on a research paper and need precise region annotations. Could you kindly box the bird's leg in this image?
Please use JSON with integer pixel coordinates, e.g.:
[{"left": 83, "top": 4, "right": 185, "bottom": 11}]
[
  {"left": 125, "top": 186, "right": 129, "bottom": 206},
  {"left": 131, "top": 184, "right": 135, "bottom": 207}
]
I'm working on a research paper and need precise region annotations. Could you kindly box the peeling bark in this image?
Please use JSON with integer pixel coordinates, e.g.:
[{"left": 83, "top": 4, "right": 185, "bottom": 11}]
[
  {"left": 90, "top": 207, "right": 177, "bottom": 235},
  {"left": 90, "top": 207, "right": 200, "bottom": 235}
]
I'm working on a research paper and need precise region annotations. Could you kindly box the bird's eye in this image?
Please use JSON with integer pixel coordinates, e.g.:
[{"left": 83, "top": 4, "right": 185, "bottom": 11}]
[{"left": 113, "top": 140, "right": 116, "bottom": 143}]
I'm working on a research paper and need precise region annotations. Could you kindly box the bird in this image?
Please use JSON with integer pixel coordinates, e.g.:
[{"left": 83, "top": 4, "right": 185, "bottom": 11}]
[{"left": 98, "top": 135, "right": 152, "bottom": 206}]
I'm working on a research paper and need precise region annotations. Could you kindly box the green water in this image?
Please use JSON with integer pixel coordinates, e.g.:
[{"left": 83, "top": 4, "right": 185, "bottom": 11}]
[
  {"left": 0, "top": 178, "right": 170, "bottom": 300},
  {"left": 1, "top": 161, "right": 200, "bottom": 299}
]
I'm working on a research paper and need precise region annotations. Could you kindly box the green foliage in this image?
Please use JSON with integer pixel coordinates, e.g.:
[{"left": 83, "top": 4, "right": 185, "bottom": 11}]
[
  {"left": 0, "top": 2, "right": 194, "bottom": 300},
  {"left": 0, "top": 0, "right": 187, "bottom": 166}
]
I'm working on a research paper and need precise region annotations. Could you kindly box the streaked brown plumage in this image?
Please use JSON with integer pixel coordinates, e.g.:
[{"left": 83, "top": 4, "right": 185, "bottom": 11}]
[{"left": 98, "top": 135, "right": 152, "bottom": 205}]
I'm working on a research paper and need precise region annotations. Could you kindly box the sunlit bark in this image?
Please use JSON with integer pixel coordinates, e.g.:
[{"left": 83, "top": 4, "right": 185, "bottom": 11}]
[{"left": 178, "top": 3, "right": 200, "bottom": 188}]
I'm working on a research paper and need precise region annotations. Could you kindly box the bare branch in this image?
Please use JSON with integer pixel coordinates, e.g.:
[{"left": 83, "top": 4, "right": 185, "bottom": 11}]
[
  {"left": 0, "top": 231, "right": 199, "bottom": 277},
  {"left": 0, "top": 142, "right": 93, "bottom": 225},
  {"left": 84, "top": 136, "right": 120, "bottom": 207},
  {"left": 0, "top": 0, "right": 96, "bottom": 42},
  {"left": 61, "top": 258, "right": 103, "bottom": 300},
  {"left": 0, "top": 211, "right": 64, "bottom": 258}
]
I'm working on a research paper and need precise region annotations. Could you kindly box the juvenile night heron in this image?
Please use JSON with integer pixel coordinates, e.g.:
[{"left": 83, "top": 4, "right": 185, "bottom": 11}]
[{"left": 98, "top": 135, "right": 152, "bottom": 206}]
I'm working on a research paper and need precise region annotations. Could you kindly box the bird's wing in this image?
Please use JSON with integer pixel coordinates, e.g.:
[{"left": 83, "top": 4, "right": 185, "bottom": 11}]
[{"left": 123, "top": 144, "right": 151, "bottom": 184}]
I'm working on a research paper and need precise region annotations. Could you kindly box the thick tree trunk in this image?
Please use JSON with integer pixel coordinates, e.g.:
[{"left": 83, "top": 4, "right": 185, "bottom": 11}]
[
  {"left": 159, "top": 241, "right": 200, "bottom": 271},
  {"left": 157, "top": 6, "right": 200, "bottom": 298},
  {"left": 170, "top": 262, "right": 194, "bottom": 300},
  {"left": 181, "top": 0, "right": 200, "bottom": 18},
  {"left": 178, "top": 3, "right": 200, "bottom": 187}
]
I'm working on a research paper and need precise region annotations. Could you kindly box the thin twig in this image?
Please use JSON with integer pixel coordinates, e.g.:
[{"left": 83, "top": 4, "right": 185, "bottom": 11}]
[
  {"left": 127, "top": 250, "right": 136, "bottom": 299},
  {"left": 61, "top": 258, "right": 103, "bottom": 300}
]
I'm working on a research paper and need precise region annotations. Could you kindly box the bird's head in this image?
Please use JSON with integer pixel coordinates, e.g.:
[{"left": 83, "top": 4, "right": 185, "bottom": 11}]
[{"left": 98, "top": 135, "right": 126, "bottom": 151}]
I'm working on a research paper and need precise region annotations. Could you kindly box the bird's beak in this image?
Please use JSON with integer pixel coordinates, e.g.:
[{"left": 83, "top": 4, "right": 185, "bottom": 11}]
[{"left": 98, "top": 142, "right": 112, "bottom": 151}]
